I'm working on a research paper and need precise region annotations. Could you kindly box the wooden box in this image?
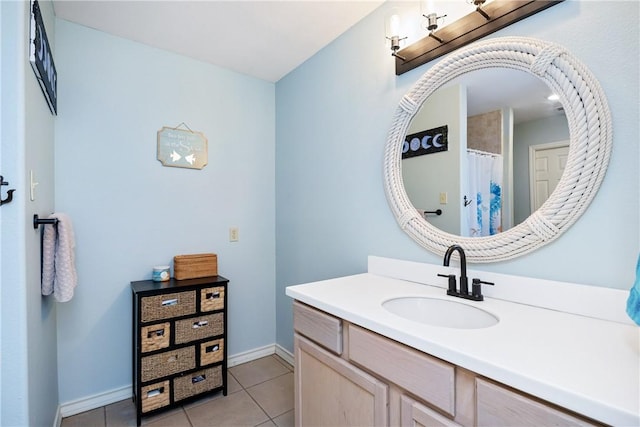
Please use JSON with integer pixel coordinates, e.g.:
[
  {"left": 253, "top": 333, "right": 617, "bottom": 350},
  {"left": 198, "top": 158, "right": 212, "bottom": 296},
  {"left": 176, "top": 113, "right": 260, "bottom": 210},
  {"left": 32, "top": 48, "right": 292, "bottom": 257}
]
[{"left": 174, "top": 253, "right": 217, "bottom": 280}]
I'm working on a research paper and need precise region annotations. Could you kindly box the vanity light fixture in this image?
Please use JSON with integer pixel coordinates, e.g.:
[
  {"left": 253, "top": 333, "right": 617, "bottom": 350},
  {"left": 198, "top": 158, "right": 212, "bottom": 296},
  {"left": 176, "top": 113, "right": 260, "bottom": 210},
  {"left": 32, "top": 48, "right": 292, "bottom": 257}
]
[
  {"left": 421, "top": 1, "right": 447, "bottom": 43},
  {"left": 394, "top": 0, "right": 564, "bottom": 75},
  {"left": 472, "top": 0, "right": 492, "bottom": 21},
  {"left": 386, "top": 13, "right": 407, "bottom": 60}
]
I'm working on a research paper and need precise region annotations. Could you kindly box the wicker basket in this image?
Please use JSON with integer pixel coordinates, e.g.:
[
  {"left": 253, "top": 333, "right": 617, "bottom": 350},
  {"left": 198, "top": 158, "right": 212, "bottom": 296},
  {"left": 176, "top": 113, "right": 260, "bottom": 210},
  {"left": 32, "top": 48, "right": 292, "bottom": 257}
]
[
  {"left": 200, "top": 338, "right": 225, "bottom": 365},
  {"left": 141, "top": 380, "right": 170, "bottom": 413},
  {"left": 141, "top": 322, "right": 171, "bottom": 353},
  {"left": 174, "top": 253, "right": 218, "bottom": 280},
  {"left": 141, "top": 347, "right": 195, "bottom": 382},
  {"left": 175, "top": 313, "right": 224, "bottom": 345},
  {"left": 173, "top": 366, "right": 222, "bottom": 402},
  {"left": 141, "top": 291, "right": 196, "bottom": 322},
  {"left": 201, "top": 286, "right": 225, "bottom": 312}
]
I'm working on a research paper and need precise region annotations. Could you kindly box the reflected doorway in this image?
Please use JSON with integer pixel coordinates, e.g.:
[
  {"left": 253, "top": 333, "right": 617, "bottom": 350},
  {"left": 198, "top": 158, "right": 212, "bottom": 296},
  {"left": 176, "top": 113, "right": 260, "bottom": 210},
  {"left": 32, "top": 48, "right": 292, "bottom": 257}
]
[{"left": 529, "top": 140, "right": 569, "bottom": 213}]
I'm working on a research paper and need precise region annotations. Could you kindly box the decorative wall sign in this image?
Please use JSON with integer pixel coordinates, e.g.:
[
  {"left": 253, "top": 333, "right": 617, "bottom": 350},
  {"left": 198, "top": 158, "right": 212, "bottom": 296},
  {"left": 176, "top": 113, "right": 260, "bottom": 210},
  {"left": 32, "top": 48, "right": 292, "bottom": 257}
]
[
  {"left": 402, "top": 125, "right": 448, "bottom": 159},
  {"left": 29, "top": 0, "right": 57, "bottom": 115},
  {"left": 157, "top": 124, "right": 208, "bottom": 170}
]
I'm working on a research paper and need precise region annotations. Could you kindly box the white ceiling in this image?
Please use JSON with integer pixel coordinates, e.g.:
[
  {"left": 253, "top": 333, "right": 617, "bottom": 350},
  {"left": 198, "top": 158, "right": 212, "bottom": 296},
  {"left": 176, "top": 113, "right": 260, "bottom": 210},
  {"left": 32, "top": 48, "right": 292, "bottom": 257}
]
[
  {"left": 53, "top": 0, "right": 384, "bottom": 82},
  {"left": 52, "top": 1, "right": 563, "bottom": 122},
  {"left": 457, "top": 68, "right": 564, "bottom": 124}
]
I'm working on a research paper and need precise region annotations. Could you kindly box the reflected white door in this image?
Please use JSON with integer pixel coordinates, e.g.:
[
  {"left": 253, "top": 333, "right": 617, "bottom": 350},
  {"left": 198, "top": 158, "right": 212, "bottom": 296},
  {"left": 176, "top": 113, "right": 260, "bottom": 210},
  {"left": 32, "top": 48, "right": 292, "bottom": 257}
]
[{"left": 529, "top": 141, "right": 569, "bottom": 213}]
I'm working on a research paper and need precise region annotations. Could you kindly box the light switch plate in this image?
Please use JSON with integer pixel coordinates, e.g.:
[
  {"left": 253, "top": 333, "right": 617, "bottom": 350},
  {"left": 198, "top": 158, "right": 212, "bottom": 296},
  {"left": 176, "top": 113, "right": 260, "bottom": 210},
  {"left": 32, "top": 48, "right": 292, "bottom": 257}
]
[{"left": 229, "top": 227, "right": 239, "bottom": 242}]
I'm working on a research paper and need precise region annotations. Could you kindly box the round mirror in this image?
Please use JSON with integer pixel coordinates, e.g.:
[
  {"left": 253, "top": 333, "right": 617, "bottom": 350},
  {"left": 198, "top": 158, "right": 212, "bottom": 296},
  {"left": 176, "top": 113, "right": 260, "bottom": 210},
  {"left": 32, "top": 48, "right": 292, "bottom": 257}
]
[
  {"left": 384, "top": 37, "right": 612, "bottom": 262},
  {"left": 402, "top": 68, "right": 569, "bottom": 237}
]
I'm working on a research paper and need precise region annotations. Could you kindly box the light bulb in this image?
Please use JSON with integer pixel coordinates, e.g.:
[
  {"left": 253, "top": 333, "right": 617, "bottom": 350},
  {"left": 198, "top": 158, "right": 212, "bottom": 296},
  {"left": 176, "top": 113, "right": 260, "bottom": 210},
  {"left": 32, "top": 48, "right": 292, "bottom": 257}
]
[
  {"left": 422, "top": 0, "right": 436, "bottom": 15},
  {"left": 389, "top": 14, "right": 401, "bottom": 37}
]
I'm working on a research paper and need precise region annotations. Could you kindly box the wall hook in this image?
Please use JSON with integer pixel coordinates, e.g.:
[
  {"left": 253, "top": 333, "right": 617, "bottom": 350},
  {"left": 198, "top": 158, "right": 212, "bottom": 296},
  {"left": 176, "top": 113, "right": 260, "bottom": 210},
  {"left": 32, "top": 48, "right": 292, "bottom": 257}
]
[{"left": 0, "top": 175, "right": 16, "bottom": 206}]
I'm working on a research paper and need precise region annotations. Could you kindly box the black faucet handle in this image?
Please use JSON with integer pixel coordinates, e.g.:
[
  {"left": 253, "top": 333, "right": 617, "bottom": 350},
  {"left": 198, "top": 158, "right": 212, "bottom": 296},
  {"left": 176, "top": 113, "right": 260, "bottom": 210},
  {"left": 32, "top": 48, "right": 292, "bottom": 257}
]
[
  {"left": 438, "top": 273, "right": 457, "bottom": 294},
  {"left": 471, "top": 278, "right": 494, "bottom": 300}
]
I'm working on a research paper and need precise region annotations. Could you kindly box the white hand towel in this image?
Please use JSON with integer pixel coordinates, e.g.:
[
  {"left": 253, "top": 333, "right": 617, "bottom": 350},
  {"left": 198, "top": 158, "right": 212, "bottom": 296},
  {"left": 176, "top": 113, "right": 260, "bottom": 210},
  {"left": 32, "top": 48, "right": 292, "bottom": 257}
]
[{"left": 41, "top": 213, "right": 78, "bottom": 302}]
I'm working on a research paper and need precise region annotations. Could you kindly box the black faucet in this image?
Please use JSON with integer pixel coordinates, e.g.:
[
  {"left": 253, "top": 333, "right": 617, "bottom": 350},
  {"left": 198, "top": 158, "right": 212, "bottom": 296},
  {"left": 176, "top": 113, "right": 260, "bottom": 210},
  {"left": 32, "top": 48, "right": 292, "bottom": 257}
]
[
  {"left": 438, "top": 244, "right": 494, "bottom": 301},
  {"left": 443, "top": 244, "right": 468, "bottom": 295}
]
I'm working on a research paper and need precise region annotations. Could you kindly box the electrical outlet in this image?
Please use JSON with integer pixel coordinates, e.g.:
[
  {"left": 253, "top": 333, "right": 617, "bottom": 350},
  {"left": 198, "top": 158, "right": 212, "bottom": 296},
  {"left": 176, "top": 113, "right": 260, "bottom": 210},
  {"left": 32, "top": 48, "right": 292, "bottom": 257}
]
[
  {"left": 229, "top": 227, "right": 239, "bottom": 242},
  {"left": 439, "top": 192, "right": 448, "bottom": 204}
]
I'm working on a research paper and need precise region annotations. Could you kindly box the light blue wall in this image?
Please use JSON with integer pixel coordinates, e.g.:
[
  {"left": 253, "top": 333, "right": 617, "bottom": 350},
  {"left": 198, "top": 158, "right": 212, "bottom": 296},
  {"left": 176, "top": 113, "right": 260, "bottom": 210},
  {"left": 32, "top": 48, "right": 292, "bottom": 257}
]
[
  {"left": 1, "top": 0, "right": 59, "bottom": 425},
  {"left": 275, "top": 1, "right": 639, "bottom": 352},
  {"left": 54, "top": 19, "right": 275, "bottom": 403},
  {"left": 513, "top": 114, "right": 570, "bottom": 225},
  {"left": 8, "top": 0, "right": 634, "bottom": 413}
]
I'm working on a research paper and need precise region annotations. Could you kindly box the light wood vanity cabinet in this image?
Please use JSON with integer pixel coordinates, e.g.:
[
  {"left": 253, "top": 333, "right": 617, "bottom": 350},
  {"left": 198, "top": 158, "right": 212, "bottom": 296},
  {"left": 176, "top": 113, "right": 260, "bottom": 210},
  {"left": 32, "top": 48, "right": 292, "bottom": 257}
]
[{"left": 293, "top": 301, "right": 604, "bottom": 427}]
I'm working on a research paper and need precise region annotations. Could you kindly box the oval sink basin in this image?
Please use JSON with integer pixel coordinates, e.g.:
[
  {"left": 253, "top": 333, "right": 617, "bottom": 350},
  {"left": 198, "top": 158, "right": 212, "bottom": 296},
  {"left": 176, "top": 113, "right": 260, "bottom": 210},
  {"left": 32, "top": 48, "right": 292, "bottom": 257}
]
[{"left": 382, "top": 297, "right": 498, "bottom": 329}]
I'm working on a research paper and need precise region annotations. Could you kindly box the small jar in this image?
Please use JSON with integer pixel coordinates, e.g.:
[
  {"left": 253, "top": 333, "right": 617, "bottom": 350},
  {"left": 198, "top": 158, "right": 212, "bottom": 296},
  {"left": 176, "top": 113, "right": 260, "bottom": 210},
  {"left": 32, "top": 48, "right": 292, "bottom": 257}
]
[{"left": 152, "top": 266, "right": 170, "bottom": 282}]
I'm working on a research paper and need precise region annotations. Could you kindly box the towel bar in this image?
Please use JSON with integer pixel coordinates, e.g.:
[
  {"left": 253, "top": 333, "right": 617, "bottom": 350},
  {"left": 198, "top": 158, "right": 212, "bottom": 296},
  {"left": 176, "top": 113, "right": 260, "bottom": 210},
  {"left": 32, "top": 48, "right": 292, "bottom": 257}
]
[
  {"left": 423, "top": 209, "right": 443, "bottom": 216},
  {"left": 33, "top": 214, "right": 58, "bottom": 229}
]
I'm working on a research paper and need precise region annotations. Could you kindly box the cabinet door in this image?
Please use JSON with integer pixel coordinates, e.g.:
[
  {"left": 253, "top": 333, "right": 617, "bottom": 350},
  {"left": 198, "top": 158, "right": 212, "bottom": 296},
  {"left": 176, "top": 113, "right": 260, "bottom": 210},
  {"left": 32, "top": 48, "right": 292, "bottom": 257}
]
[
  {"left": 295, "top": 334, "right": 389, "bottom": 426},
  {"left": 401, "top": 395, "right": 462, "bottom": 427}
]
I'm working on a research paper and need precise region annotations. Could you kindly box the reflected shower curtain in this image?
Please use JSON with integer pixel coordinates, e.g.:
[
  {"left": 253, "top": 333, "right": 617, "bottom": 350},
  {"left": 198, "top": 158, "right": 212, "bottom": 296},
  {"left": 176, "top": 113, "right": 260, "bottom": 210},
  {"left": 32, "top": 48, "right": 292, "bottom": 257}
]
[{"left": 467, "top": 149, "right": 503, "bottom": 237}]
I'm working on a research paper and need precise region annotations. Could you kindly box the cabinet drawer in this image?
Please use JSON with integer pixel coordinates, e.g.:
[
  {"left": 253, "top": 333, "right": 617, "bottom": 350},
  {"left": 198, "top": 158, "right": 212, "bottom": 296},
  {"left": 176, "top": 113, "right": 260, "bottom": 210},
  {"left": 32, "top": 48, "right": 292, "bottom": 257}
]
[
  {"left": 173, "top": 365, "right": 223, "bottom": 402},
  {"left": 476, "top": 378, "right": 601, "bottom": 426},
  {"left": 293, "top": 301, "right": 342, "bottom": 355},
  {"left": 141, "top": 347, "right": 196, "bottom": 382},
  {"left": 349, "top": 324, "right": 455, "bottom": 416},
  {"left": 141, "top": 322, "right": 170, "bottom": 353},
  {"left": 175, "top": 313, "right": 224, "bottom": 344},
  {"left": 141, "top": 291, "right": 196, "bottom": 322},
  {"left": 141, "top": 380, "right": 170, "bottom": 413},
  {"left": 200, "top": 338, "right": 225, "bottom": 366},
  {"left": 201, "top": 287, "right": 225, "bottom": 312}
]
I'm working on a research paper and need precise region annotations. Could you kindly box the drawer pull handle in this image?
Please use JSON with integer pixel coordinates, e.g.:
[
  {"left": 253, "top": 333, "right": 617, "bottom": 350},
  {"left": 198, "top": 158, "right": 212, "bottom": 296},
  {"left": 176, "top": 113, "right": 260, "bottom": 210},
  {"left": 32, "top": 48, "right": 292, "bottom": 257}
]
[
  {"left": 206, "top": 292, "right": 220, "bottom": 299},
  {"left": 147, "top": 387, "right": 164, "bottom": 398},
  {"left": 192, "top": 320, "right": 208, "bottom": 329},
  {"left": 192, "top": 374, "right": 206, "bottom": 384},
  {"left": 161, "top": 298, "right": 178, "bottom": 307},
  {"left": 147, "top": 328, "right": 165, "bottom": 338},
  {"left": 205, "top": 344, "right": 220, "bottom": 353}
]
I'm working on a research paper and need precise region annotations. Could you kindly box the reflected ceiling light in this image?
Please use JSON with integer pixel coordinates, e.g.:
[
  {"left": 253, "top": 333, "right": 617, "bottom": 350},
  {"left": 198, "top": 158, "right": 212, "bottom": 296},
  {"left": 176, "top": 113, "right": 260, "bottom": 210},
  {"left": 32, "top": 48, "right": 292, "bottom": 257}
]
[
  {"left": 547, "top": 94, "right": 560, "bottom": 101},
  {"left": 386, "top": 13, "right": 407, "bottom": 60}
]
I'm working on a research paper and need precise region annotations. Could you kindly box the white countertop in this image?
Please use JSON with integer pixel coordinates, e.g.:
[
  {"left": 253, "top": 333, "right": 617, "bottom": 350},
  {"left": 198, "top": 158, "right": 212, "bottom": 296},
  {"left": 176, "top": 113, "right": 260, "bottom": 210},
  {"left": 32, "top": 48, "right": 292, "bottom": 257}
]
[{"left": 286, "top": 267, "right": 640, "bottom": 426}]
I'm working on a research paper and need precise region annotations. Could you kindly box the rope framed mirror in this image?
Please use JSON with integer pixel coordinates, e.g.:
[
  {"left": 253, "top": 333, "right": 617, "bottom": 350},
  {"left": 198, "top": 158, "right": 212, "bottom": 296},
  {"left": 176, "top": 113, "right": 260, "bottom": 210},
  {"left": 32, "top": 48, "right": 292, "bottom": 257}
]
[{"left": 383, "top": 37, "right": 612, "bottom": 262}]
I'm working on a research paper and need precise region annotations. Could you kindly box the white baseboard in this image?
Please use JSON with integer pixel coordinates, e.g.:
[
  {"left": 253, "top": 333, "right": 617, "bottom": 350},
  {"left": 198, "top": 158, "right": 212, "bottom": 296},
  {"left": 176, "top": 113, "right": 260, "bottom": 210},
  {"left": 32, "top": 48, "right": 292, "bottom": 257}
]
[
  {"left": 227, "top": 343, "right": 275, "bottom": 367},
  {"left": 274, "top": 343, "right": 294, "bottom": 367},
  {"left": 59, "top": 384, "right": 131, "bottom": 418},
  {"left": 56, "top": 343, "right": 294, "bottom": 421},
  {"left": 53, "top": 406, "right": 62, "bottom": 427}
]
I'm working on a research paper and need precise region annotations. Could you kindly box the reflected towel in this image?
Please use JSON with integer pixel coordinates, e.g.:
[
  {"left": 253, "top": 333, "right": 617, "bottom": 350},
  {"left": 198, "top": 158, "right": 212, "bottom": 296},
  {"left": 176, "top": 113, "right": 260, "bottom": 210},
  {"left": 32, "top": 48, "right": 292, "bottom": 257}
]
[
  {"left": 41, "top": 213, "right": 78, "bottom": 302},
  {"left": 626, "top": 254, "right": 640, "bottom": 325}
]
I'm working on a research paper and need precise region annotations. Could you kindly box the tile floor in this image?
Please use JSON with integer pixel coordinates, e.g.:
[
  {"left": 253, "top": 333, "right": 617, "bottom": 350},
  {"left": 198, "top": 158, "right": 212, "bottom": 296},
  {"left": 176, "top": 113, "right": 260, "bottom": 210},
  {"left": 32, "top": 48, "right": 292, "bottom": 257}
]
[{"left": 61, "top": 355, "right": 294, "bottom": 427}]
